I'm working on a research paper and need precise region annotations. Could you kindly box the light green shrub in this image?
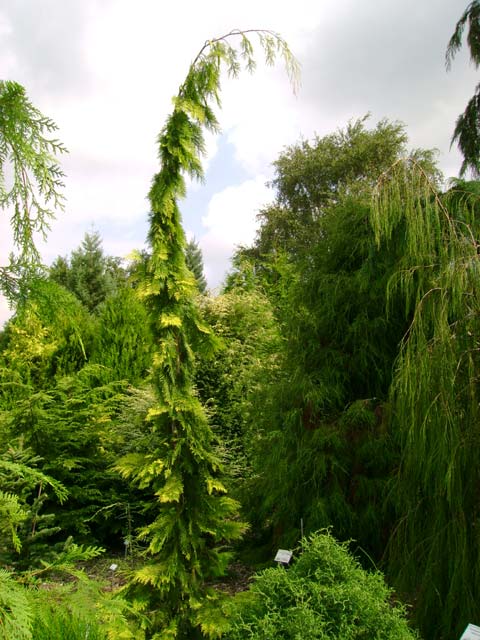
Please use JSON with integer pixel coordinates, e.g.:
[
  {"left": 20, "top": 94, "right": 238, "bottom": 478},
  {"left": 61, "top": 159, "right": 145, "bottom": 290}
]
[{"left": 224, "top": 531, "right": 419, "bottom": 639}]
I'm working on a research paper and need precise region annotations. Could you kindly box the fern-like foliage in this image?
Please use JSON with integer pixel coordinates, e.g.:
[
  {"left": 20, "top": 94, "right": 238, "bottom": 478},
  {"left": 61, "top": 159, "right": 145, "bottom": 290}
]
[
  {"left": 0, "top": 569, "right": 32, "bottom": 640},
  {"left": 0, "top": 490, "right": 28, "bottom": 554},
  {"left": 1, "top": 540, "right": 144, "bottom": 640},
  {"left": 0, "top": 440, "right": 68, "bottom": 563},
  {"left": 116, "top": 30, "right": 298, "bottom": 638}
]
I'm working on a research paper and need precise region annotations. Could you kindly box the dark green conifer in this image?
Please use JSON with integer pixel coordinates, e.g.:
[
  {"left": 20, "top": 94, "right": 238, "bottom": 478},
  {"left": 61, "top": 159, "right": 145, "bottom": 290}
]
[
  {"left": 50, "top": 231, "right": 124, "bottom": 313},
  {"left": 185, "top": 238, "right": 208, "bottom": 295}
]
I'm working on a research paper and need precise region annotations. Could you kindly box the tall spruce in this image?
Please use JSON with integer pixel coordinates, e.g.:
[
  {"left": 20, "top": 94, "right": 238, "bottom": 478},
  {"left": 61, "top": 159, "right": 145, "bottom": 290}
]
[
  {"left": 115, "top": 30, "right": 298, "bottom": 638},
  {"left": 185, "top": 238, "right": 208, "bottom": 295},
  {"left": 50, "top": 231, "right": 125, "bottom": 313}
]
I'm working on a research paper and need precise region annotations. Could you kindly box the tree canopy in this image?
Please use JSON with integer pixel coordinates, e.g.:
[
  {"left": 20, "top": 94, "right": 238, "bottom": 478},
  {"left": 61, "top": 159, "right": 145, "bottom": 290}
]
[{"left": 447, "top": 1, "right": 480, "bottom": 175}]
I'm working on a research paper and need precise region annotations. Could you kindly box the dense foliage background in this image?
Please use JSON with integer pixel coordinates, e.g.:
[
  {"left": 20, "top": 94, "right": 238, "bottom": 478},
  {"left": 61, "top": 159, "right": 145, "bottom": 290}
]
[
  {"left": 3, "top": 116, "right": 480, "bottom": 640},
  {"left": 3, "top": 11, "right": 480, "bottom": 639}
]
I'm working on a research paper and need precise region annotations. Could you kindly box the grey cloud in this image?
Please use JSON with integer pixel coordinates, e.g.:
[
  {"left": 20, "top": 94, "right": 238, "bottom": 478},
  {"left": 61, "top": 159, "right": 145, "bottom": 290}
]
[
  {"left": 299, "top": 0, "right": 477, "bottom": 173},
  {"left": 0, "top": 0, "right": 100, "bottom": 95}
]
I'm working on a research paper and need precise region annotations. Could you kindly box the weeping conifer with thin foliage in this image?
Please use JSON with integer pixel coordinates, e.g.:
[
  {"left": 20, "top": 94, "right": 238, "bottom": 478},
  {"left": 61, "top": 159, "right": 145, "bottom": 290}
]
[
  {"left": 115, "top": 31, "right": 298, "bottom": 638},
  {"left": 371, "top": 164, "right": 480, "bottom": 640}
]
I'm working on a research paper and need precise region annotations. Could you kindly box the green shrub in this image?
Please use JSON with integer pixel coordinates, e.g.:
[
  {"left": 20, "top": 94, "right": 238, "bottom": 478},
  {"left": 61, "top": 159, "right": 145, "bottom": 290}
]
[
  {"left": 224, "top": 531, "right": 419, "bottom": 639},
  {"left": 30, "top": 609, "right": 107, "bottom": 640}
]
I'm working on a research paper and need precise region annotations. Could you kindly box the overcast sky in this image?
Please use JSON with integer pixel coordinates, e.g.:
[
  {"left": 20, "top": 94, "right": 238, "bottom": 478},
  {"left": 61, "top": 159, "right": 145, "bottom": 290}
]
[{"left": 0, "top": 0, "right": 476, "bottom": 324}]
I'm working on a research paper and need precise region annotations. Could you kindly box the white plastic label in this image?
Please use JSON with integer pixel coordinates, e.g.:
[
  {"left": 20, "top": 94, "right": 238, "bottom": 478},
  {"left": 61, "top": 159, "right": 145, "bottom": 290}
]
[
  {"left": 274, "top": 549, "right": 292, "bottom": 564},
  {"left": 460, "top": 624, "right": 480, "bottom": 640}
]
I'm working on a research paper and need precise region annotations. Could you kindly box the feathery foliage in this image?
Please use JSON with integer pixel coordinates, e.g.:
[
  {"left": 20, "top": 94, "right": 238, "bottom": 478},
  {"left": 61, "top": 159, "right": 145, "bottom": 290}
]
[
  {"left": 1, "top": 369, "right": 135, "bottom": 544},
  {"left": 0, "top": 279, "right": 93, "bottom": 389},
  {"left": 0, "top": 81, "right": 66, "bottom": 302},
  {"left": 0, "top": 569, "right": 32, "bottom": 640},
  {"left": 0, "top": 541, "right": 143, "bottom": 640},
  {"left": 0, "top": 440, "right": 68, "bottom": 564},
  {"left": 91, "top": 286, "right": 153, "bottom": 385},
  {"left": 372, "top": 164, "right": 480, "bottom": 638},
  {"left": 116, "top": 29, "right": 298, "bottom": 638},
  {"left": 196, "top": 287, "right": 283, "bottom": 496},
  {"left": 0, "top": 257, "right": 158, "bottom": 552}
]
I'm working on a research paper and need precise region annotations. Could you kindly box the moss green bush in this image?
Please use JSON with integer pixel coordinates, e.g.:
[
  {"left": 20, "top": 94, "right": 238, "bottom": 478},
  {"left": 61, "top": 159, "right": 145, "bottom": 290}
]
[{"left": 224, "top": 531, "right": 419, "bottom": 639}]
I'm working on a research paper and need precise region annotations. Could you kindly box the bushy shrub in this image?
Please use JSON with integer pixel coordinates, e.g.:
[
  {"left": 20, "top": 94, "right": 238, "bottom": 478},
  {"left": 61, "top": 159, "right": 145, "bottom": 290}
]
[{"left": 224, "top": 531, "right": 419, "bottom": 639}]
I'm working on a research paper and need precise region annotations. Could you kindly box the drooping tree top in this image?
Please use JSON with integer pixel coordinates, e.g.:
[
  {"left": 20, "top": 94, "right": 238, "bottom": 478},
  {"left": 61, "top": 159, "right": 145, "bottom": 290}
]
[{"left": 116, "top": 30, "right": 299, "bottom": 638}]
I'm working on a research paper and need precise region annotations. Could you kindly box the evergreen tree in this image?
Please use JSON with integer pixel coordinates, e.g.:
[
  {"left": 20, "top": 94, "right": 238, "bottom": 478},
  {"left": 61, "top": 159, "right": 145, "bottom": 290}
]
[
  {"left": 115, "top": 30, "right": 298, "bottom": 638},
  {"left": 196, "top": 285, "right": 282, "bottom": 498},
  {"left": 68, "top": 231, "right": 112, "bottom": 312},
  {"left": 91, "top": 286, "right": 153, "bottom": 385},
  {"left": 185, "top": 238, "right": 207, "bottom": 294},
  {"left": 0, "top": 279, "right": 93, "bottom": 388},
  {"left": 47, "top": 255, "right": 69, "bottom": 289},
  {"left": 0, "top": 279, "right": 132, "bottom": 546},
  {"left": 50, "top": 231, "right": 126, "bottom": 313},
  {"left": 446, "top": 1, "right": 480, "bottom": 175}
]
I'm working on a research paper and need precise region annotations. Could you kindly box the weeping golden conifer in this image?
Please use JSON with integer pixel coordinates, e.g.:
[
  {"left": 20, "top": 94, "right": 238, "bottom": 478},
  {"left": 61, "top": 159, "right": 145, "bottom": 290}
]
[{"left": 115, "top": 31, "right": 298, "bottom": 638}]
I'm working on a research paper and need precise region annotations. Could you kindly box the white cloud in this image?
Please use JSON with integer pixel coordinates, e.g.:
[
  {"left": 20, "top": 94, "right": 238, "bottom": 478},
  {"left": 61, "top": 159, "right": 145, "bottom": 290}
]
[
  {"left": 221, "top": 71, "right": 303, "bottom": 175},
  {"left": 198, "top": 175, "right": 273, "bottom": 288}
]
